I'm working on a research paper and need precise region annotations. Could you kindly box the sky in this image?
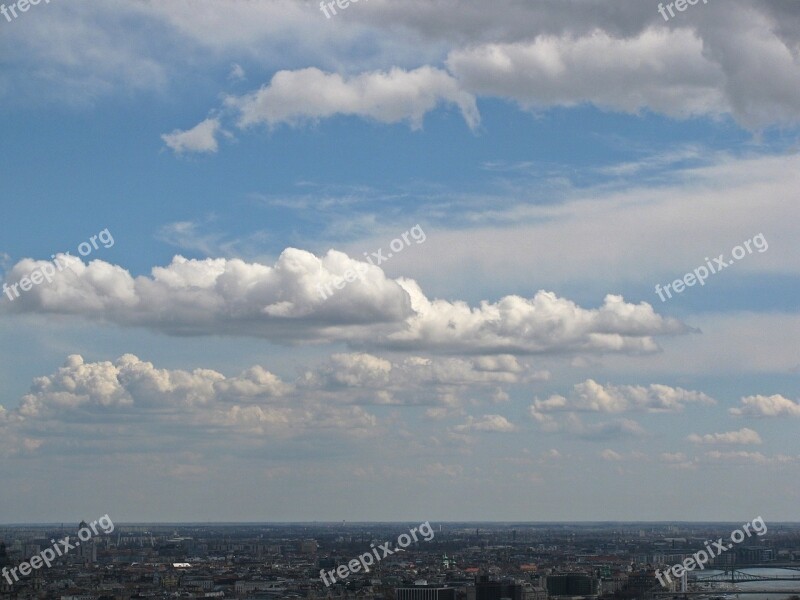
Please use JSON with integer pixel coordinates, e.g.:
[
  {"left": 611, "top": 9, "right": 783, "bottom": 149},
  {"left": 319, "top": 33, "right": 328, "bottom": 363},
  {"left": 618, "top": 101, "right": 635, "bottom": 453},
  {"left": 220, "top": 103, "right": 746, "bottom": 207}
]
[{"left": 0, "top": 0, "right": 799, "bottom": 524}]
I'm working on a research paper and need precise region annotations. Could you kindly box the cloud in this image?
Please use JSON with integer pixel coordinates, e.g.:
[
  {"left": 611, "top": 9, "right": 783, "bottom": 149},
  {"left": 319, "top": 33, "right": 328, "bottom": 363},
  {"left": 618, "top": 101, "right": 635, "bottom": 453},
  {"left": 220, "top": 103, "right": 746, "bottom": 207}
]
[
  {"left": 530, "top": 410, "right": 646, "bottom": 441},
  {"left": 600, "top": 449, "right": 623, "bottom": 461},
  {"left": 3, "top": 345, "right": 549, "bottom": 460},
  {"left": 0, "top": 354, "right": 379, "bottom": 458},
  {"left": 660, "top": 452, "right": 688, "bottom": 463},
  {"left": 703, "top": 450, "right": 770, "bottom": 465},
  {"left": 447, "top": 28, "right": 726, "bottom": 120},
  {"left": 531, "top": 379, "right": 715, "bottom": 416},
  {"left": 0, "top": 251, "right": 690, "bottom": 356},
  {"left": 383, "top": 284, "right": 690, "bottom": 354},
  {"left": 225, "top": 66, "right": 480, "bottom": 131},
  {"left": 155, "top": 221, "right": 227, "bottom": 256},
  {"left": 658, "top": 452, "right": 696, "bottom": 470},
  {"left": 299, "top": 352, "right": 543, "bottom": 408},
  {"left": 306, "top": 352, "right": 393, "bottom": 389},
  {"left": 9, "top": 1, "right": 800, "bottom": 130},
  {"left": 576, "top": 417, "right": 646, "bottom": 441},
  {"left": 700, "top": 451, "right": 799, "bottom": 466},
  {"left": 529, "top": 380, "right": 712, "bottom": 442},
  {"left": 688, "top": 428, "right": 762, "bottom": 445},
  {"left": 228, "top": 63, "right": 246, "bottom": 81},
  {"left": 161, "top": 118, "right": 224, "bottom": 155},
  {"left": 730, "top": 394, "right": 800, "bottom": 417},
  {"left": 377, "top": 153, "right": 800, "bottom": 304},
  {"left": 454, "top": 414, "right": 517, "bottom": 433}
]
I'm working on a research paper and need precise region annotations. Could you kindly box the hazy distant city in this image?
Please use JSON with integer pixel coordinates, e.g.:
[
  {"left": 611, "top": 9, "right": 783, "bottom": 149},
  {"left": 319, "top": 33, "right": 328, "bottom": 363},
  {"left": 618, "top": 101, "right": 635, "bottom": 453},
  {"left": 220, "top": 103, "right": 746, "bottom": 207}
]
[{"left": 3, "top": 521, "right": 800, "bottom": 599}]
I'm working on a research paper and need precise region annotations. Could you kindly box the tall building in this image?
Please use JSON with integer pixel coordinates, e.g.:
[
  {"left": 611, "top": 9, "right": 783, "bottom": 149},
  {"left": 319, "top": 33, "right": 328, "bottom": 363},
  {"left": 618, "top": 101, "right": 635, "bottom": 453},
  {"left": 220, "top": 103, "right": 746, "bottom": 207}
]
[
  {"left": 0, "top": 541, "right": 9, "bottom": 569},
  {"left": 475, "top": 575, "right": 526, "bottom": 600},
  {"left": 76, "top": 521, "right": 97, "bottom": 564},
  {"left": 546, "top": 573, "right": 599, "bottom": 597},
  {"left": 396, "top": 585, "right": 457, "bottom": 600}
]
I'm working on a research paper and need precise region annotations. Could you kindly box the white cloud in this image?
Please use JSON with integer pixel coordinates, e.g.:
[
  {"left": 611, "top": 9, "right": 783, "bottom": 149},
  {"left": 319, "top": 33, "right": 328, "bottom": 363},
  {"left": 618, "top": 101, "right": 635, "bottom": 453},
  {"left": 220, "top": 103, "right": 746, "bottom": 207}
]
[
  {"left": 384, "top": 283, "right": 689, "bottom": 354},
  {"left": 730, "top": 394, "right": 800, "bottom": 418},
  {"left": 9, "top": 1, "right": 800, "bottom": 130},
  {"left": 298, "top": 352, "right": 542, "bottom": 408},
  {"left": 448, "top": 28, "right": 726, "bottom": 120},
  {"left": 575, "top": 417, "right": 646, "bottom": 441},
  {"left": 703, "top": 451, "right": 798, "bottom": 466},
  {"left": 381, "top": 153, "right": 800, "bottom": 302},
  {"left": 229, "top": 63, "right": 246, "bottom": 81},
  {"left": 530, "top": 411, "right": 647, "bottom": 441},
  {"left": 661, "top": 452, "right": 688, "bottom": 463},
  {"left": 161, "top": 118, "right": 224, "bottom": 155},
  {"left": 1, "top": 353, "right": 379, "bottom": 458},
  {"left": 454, "top": 414, "right": 517, "bottom": 433},
  {"left": 226, "top": 66, "right": 480, "bottom": 130},
  {"left": 531, "top": 379, "right": 715, "bottom": 415},
  {"left": 704, "top": 450, "right": 769, "bottom": 465},
  {"left": 687, "top": 428, "right": 762, "bottom": 445},
  {"left": 600, "top": 449, "right": 623, "bottom": 461},
  {"left": 307, "top": 353, "right": 393, "bottom": 388},
  {"left": 1, "top": 251, "right": 689, "bottom": 356}
]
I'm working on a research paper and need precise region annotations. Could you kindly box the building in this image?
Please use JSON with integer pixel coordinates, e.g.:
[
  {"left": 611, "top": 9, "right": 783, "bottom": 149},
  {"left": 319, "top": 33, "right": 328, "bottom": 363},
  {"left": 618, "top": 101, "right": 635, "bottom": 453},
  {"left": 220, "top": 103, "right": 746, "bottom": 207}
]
[
  {"left": 396, "top": 584, "right": 457, "bottom": 600},
  {"left": 76, "top": 521, "right": 97, "bottom": 564},
  {"left": 546, "top": 573, "right": 599, "bottom": 596},
  {"left": 625, "top": 570, "right": 662, "bottom": 596},
  {"left": 735, "top": 546, "right": 775, "bottom": 563},
  {"left": 475, "top": 575, "right": 526, "bottom": 600}
]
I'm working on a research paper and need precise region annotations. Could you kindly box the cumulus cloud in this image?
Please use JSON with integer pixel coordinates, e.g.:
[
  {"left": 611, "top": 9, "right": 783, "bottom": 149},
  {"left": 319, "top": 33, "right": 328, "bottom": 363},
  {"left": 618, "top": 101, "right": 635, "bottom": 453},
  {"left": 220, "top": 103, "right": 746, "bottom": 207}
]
[
  {"left": 9, "top": 1, "right": 800, "bottom": 130},
  {"left": 156, "top": 2, "right": 800, "bottom": 146},
  {"left": 576, "top": 417, "right": 646, "bottom": 441},
  {"left": 688, "top": 428, "right": 762, "bottom": 445},
  {"left": 531, "top": 379, "right": 715, "bottom": 417},
  {"left": 704, "top": 450, "right": 769, "bottom": 465},
  {"left": 454, "top": 414, "right": 517, "bottom": 433},
  {"left": 383, "top": 284, "right": 690, "bottom": 354},
  {"left": 530, "top": 378, "right": 713, "bottom": 438},
  {"left": 299, "top": 352, "right": 544, "bottom": 408},
  {"left": 161, "top": 118, "right": 225, "bottom": 155},
  {"left": 600, "top": 449, "right": 623, "bottom": 461},
  {"left": 0, "top": 251, "right": 690, "bottom": 355},
  {"left": 730, "top": 394, "right": 800, "bottom": 417},
  {"left": 0, "top": 354, "right": 378, "bottom": 458},
  {"left": 661, "top": 452, "right": 688, "bottom": 463},
  {"left": 447, "top": 28, "right": 726, "bottom": 120},
  {"left": 0, "top": 349, "right": 549, "bottom": 460},
  {"left": 226, "top": 66, "right": 480, "bottom": 130},
  {"left": 305, "top": 353, "right": 393, "bottom": 389},
  {"left": 703, "top": 451, "right": 798, "bottom": 466},
  {"left": 531, "top": 411, "right": 646, "bottom": 441}
]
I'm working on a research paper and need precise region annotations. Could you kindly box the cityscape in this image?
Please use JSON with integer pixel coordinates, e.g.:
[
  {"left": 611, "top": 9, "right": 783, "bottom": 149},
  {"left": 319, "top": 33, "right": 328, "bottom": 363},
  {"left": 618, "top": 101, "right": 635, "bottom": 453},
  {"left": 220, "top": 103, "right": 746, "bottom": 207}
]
[{"left": 2, "top": 521, "right": 800, "bottom": 599}]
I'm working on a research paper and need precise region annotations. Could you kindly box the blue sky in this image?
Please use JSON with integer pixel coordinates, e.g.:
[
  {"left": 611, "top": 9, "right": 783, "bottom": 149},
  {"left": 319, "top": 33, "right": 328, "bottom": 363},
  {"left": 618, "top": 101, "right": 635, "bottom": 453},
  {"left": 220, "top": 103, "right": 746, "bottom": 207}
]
[{"left": 1, "top": 0, "right": 800, "bottom": 523}]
